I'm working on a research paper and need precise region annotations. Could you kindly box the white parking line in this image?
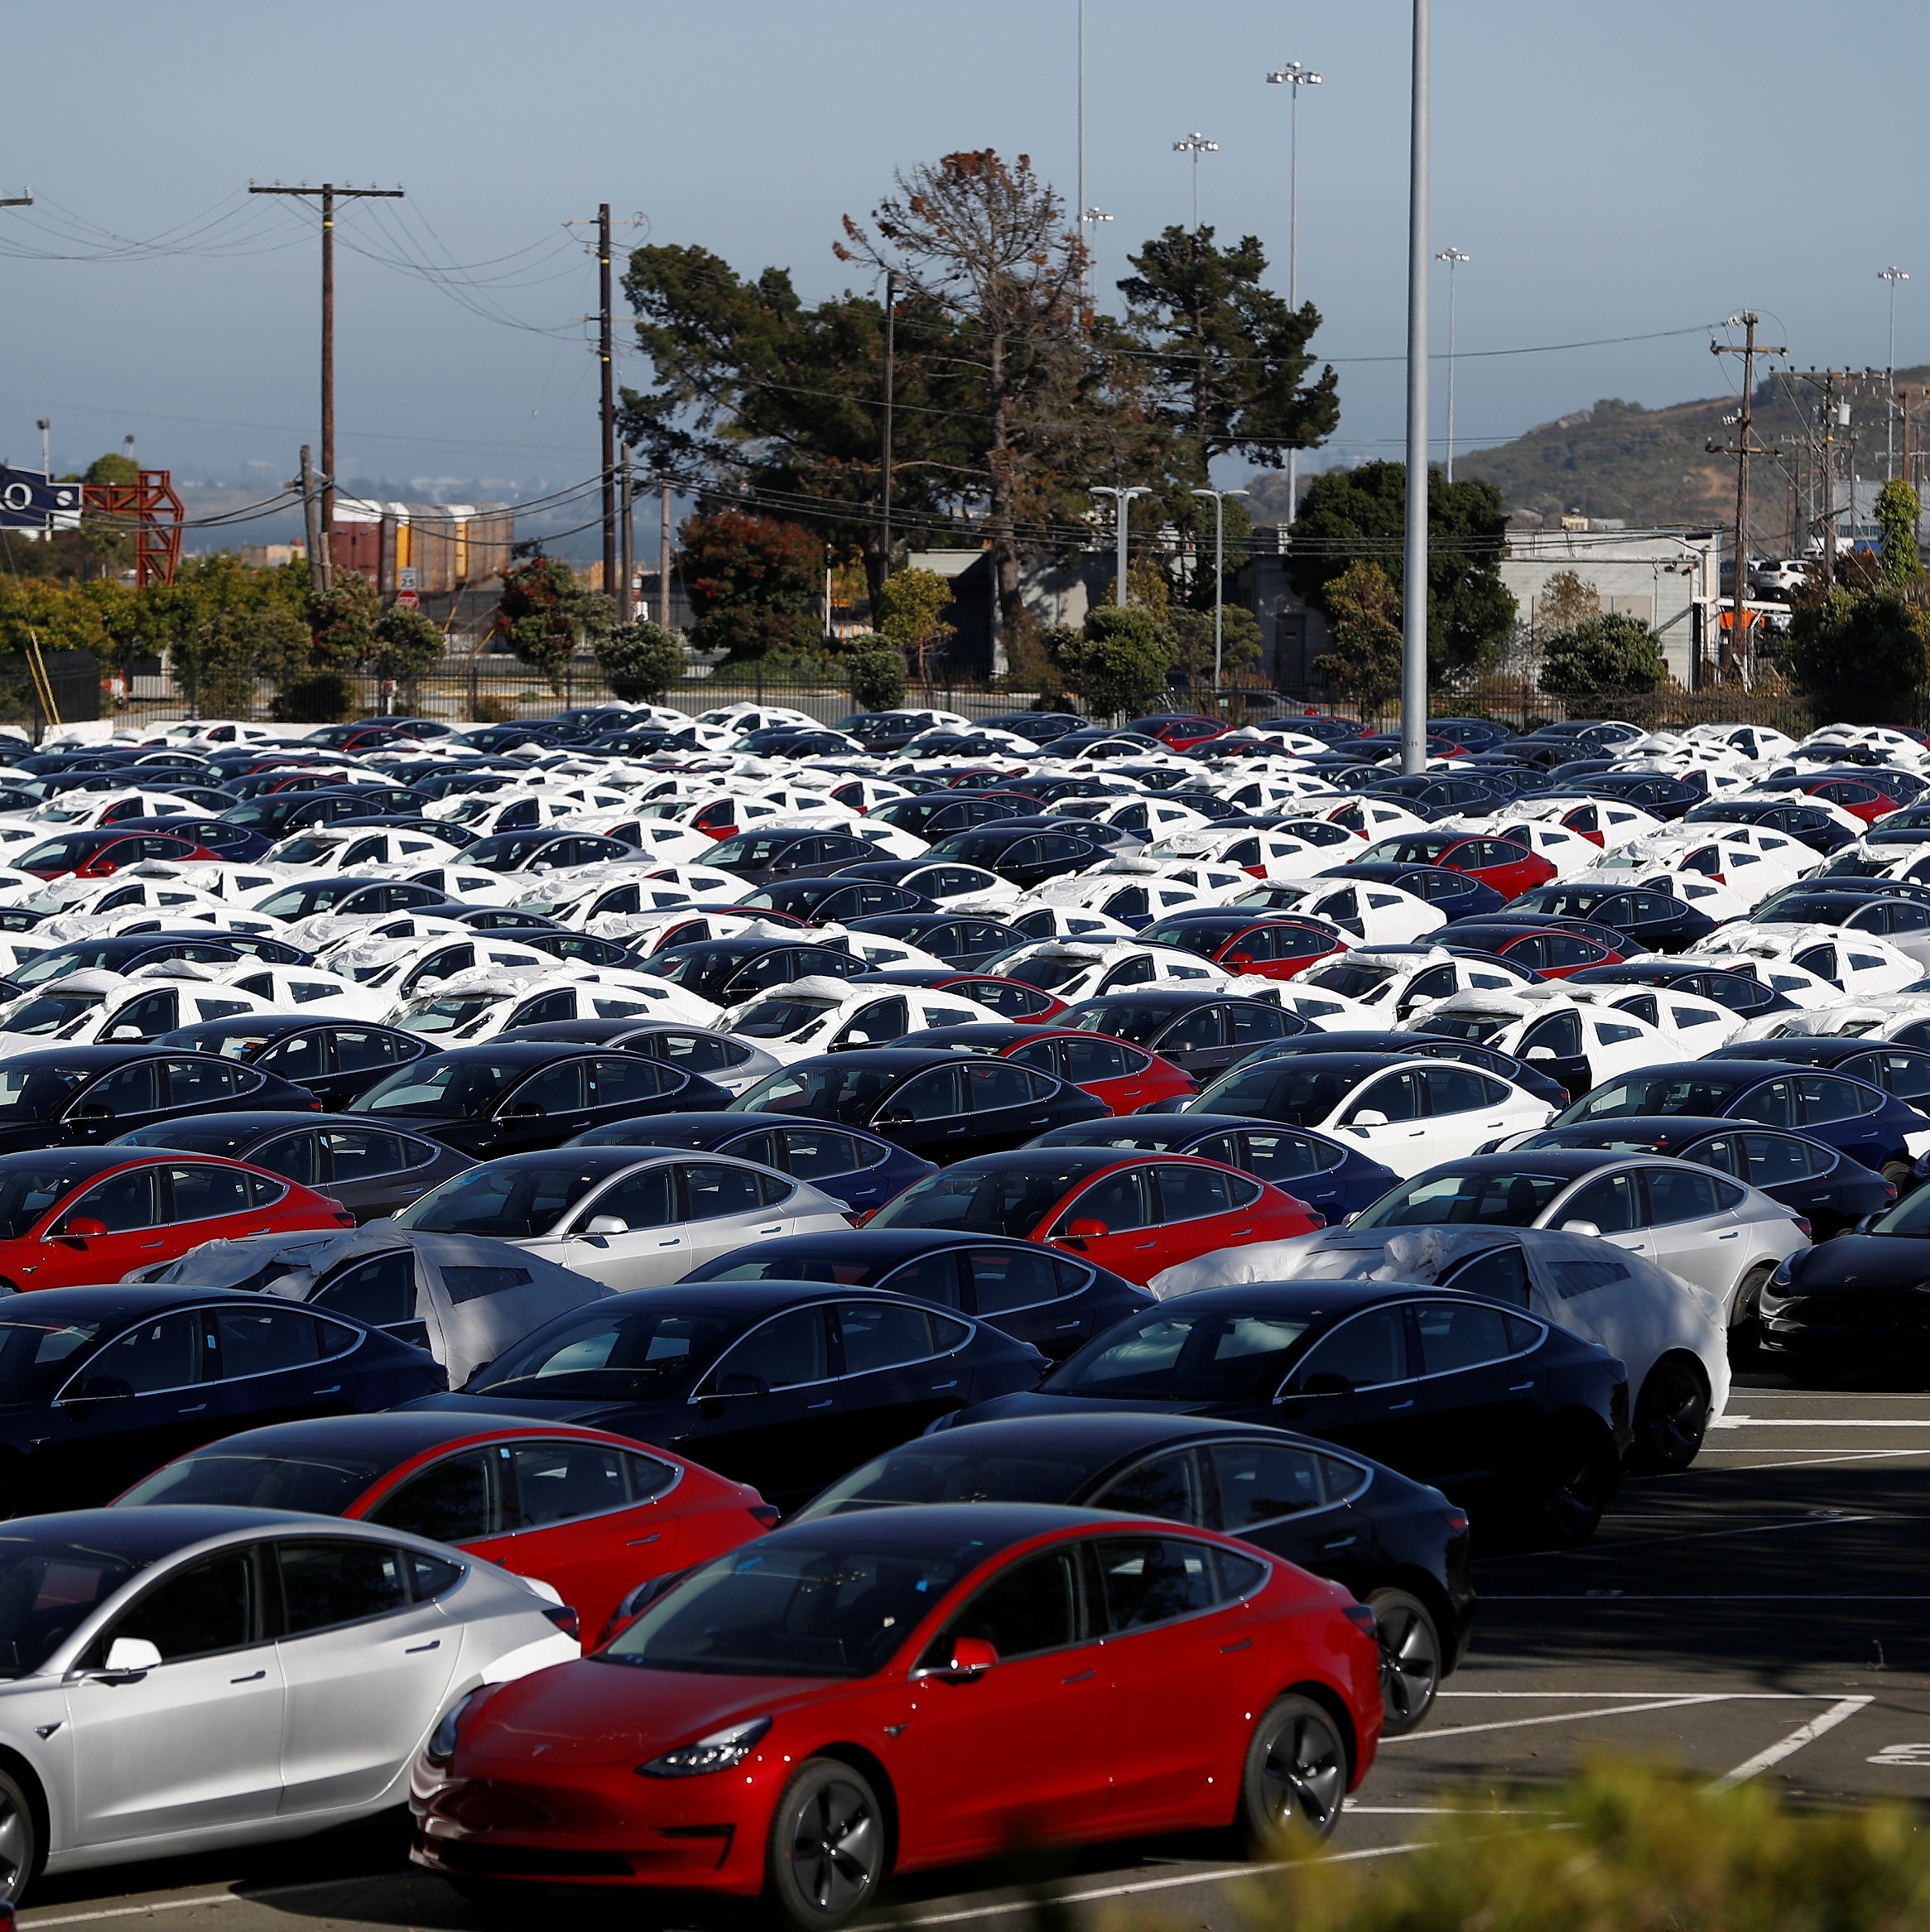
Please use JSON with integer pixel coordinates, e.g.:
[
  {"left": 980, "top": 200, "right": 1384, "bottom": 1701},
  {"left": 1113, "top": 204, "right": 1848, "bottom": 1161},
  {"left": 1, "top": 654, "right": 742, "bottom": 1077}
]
[
  {"left": 1385, "top": 1694, "right": 1726, "bottom": 1742},
  {"left": 1483, "top": 1595, "right": 1930, "bottom": 1603},
  {"left": 1708, "top": 1698, "right": 1872, "bottom": 1790},
  {"left": 1711, "top": 1416, "right": 1930, "bottom": 1428}
]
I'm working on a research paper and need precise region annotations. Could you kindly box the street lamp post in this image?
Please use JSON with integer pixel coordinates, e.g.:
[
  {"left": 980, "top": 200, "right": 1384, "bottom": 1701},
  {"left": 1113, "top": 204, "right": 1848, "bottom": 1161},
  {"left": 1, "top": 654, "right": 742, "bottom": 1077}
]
[
  {"left": 1265, "top": 60, "right": 1321, "bottom": 525},
  {"left": 1402, "top": 0, "right": 1430, "bottom": 776},
  {"left": 1882, "top": 266, "right": 1910, "bottom": 481},
  {"left": 1081, "top": 207, "right": 1113, "bottom": 309},
  {"left": 1435, "top": 248, "right": 1470, "bottom": 483},
  {"left": 1090, "top": 486, "right": 1150, "bottom": 609},
  {"left": 1172, "top": 132, "right": 1219, "bottom": 229},
  {"left": 1191, "top": 486, "right": 1250, "bottom": 698}
]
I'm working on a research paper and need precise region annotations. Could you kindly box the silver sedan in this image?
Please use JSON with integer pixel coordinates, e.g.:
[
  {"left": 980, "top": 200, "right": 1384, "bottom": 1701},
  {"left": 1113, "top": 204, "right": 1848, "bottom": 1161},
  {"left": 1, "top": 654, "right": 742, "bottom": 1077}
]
[
  {"left": 394, "top": 1147, "right": 854, "bottom": 1290},
  {"left": 1349, "top": 1147, "right": 1808, "bottom": 1322},
  {"left": 0, "top": 1506, "right": 577, "bottom": 1901}
]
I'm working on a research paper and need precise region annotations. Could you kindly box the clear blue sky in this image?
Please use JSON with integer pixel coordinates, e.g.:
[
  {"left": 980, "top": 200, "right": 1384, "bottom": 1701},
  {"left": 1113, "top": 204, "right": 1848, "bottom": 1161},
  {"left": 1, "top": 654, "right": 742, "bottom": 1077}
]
[{"left": 2, "top": 0, "right": 1923, "bottom": 511}]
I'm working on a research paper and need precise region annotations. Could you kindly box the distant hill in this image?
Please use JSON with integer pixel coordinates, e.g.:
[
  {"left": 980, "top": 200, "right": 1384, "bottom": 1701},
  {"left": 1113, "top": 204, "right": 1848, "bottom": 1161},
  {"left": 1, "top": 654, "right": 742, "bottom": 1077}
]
[{"left": 1244, "top": 362, "right": 1928, "bottom": 537}]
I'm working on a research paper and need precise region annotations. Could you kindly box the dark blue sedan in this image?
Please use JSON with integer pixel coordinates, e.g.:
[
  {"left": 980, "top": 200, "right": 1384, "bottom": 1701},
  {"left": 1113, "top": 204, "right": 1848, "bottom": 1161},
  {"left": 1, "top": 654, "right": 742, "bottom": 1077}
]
[
  {"left": 0, "top": 1284, "right": 442, "bottom": 1511},
  {"left": 108, "top": 814, "right": 276, "bottom": 863},
  {"left": 1025, "top": 1113, "right": 1399, "bottom": 1223},
  {"left": 567, "top": 1110, "right": 934, "bottom": 1215},
  {"left": 1549, "top": 1060, "right": 1930, "bottom": 1184},
  {"left": 1326, "top": 862, "right": 1509, "bottom": 923}
]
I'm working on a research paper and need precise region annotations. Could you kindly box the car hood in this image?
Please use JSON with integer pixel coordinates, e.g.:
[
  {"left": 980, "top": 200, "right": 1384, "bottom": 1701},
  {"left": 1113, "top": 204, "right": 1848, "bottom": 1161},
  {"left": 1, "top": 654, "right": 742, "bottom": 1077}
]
[
  {"left": 460, "top": 1659, "right": 830, "bottom": 1770},
  {"left": 1789, "top": 1234, "right": 1930, "bottom": 1292}
]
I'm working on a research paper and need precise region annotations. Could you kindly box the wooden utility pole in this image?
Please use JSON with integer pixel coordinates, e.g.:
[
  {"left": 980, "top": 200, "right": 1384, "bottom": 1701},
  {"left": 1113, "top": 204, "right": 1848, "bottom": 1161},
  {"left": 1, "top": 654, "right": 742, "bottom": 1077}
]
[
  {"left": 880, "top": 269, "right": 896, "bottom": 589},
  {"left": 249, "top": 181, "right": 406, "bottom": 558},
  {"left": 297, "top": 445, "right": 325, "bottom": 595},
  {"left": 618, "top": 448, "right": 634, "bottom": 622},
  {"left": 598, "top": 203, "right": 617, "bottom": 602},
  {"left": 1708, "top": 314, "right": 1785, "bottom": 680},
  {"left": 1799, "top": 368, "right": 1857, "bottom": 582}
]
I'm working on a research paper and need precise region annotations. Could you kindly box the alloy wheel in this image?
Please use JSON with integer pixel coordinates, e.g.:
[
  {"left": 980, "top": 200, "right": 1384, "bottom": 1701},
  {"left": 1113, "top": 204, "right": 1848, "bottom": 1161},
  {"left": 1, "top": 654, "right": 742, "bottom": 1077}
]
[
  {"left": 1370, "top": 1592, "right": 1441, "bottom": 1733},
  {"left": 1259, "top": 1711, "right": 1345, "bottom": 1833},
  {"left": 788, "top": 1776, "right": 880, "bottom": 1919}
]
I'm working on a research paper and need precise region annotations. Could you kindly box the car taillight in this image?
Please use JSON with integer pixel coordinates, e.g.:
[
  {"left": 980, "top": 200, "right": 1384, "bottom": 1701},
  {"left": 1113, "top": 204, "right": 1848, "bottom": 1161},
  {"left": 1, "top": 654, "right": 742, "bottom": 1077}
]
[
  {"left": 1341, "top": 1603, "right": 1377, "bottom": 1640},
  {"left": 1445, "top": 1509, "right": 1469, "bottom": 1536},
  {"left": 1793, "top": 1218, "right": 1812, "bottom": 1237},
  {"left": 543, "top": 1603, "right": 580, "bottom": 1640},
  {"left": 749, "top": 1504, "right": 782, "bottom": 1528},
  {"left": 845, "top": 1209, "right": 874, "bottom": 1227}
]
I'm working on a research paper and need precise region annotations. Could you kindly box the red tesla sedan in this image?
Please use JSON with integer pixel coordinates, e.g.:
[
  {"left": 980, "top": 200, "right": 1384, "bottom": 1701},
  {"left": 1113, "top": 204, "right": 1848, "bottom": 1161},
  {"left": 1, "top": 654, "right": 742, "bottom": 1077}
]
[
  {"left": 915, "top": 1022, "right": 1196, "bottom": 1113},
  {"left": 1139, "top": 911, "right": 1350, "bottom": 981},
  {"left": 1445, "top": 924, "right": 1625, "bottom": 978},
  {"left": 117, "top": 1411, "right": 778, "bottom": 1641},
  {"left": 15, "top": 829, "right": 224, "bottom": 880},
  {"left": 0, "top": 1147, "right": 354, "bottom": 1291},
  {"left": 868, "top": 1147, "right": 1321, "bottom": 1284},
  {"left": 1356, "top": 832, "right": 1555, "bottom": 901},
  {"left": 410, "top": 1505, "right": 1381, "bottom": 1921}
]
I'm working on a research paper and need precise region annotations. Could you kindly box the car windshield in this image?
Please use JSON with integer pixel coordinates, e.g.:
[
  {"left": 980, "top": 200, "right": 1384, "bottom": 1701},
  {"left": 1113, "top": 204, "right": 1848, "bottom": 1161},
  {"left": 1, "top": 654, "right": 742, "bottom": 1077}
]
[
  {"left": 17, "top": 836, "right": 116, "bottom": 871},
  {"left": 1067, "top": 1001, "right": 1182, "bottom": 1045},
  {"left": 271, "top": 836, "right": 348, "bottom": 866},
  {"left": 1413, "top": 1012, "right": 1514, "bottom": 1044},
  {"left": 397, "top": 995, "right": 503, "bottom": 1036},
  {"left": 0, "top": 992, "right": 105, "bottom": 1037},
  {"left": 1140, "top": 920, "right": 1241, "bottom": 956},
  {"left": 1046, "top": 1305, "right": 1313, "bottom": 1402},
  {"left": 1299, "top": 962, "right": 1398, "bottom": 999},
  {"left": 0, "top": 1316, "right": 107, "bottom": 1402},
  {"left": 733, "top": 997, "right": 840, "bottom": 1040},
  {"left": 1353, "top": 1168, "right": 1571, "bottom": 1228},
  {"left": 801, "top": 1446, "right": 1094, "bottom": 1516},
  {"left": 1191, "top": 1060, "right": 1363, "bottom": 1122},
  {"left": 350, "top": 1057, "right": 525, "bottom": 1118},
  {"left": 0, "top": 1069, "right": 89, "bottom": 1125},
  {"left": 999, "top": 953, "right": 1098, "bottom": 992},
  {"left": 255, "top": 882, "right": 361, "bottom": 919},
  {"left": 604, "top": 1540, "right": 971, "bottom": 1678},
  {"left": 13, "top": 947, "right": 127, "bottom": 987},
  {"left": 394, "top": 1161, "right": 621, "bottom": 1236},
  {"left": 734, "top": 1064, "right": 907, "bottom": 1122},
  {"left": 1868, "top": 1188, "right": 1930, "bottom": 1237},
  {"left": 473, "top": 1304, "right": 734, "bottom": 1400},
  {"left": 118, "top": 1448, "right": 389, "bottom": 1515},
  {"left": 871, "top": 1163, "right": 1090, "bottom": 1238},
  {"left": 0, "top": 1535, "right": 145, "bottom": 1677},
  {"left": 1570, "top": 1071, "right": 1755, "bottom": 1118}
]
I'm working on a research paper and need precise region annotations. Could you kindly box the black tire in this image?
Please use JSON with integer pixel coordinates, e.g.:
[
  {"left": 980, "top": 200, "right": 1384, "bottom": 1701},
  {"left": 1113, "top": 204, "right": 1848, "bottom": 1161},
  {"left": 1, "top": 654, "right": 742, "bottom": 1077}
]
[
  {"left": 1533, "top": 1418, "right": 1620, "bottom": 1545},
  {"left": 1630, "top": 1356, "right": 1711, "bottom": 1473},
  {"left": 1365, "top": 1588, "right": 1441, "bottom": 1736},
  {"left": 0, "top": 1766, "right": 39, "bottom": 1903},
  {"left": 1883, "top": 1161, "right": 1915, "bottom": 1192},
  {"left": 1728, "top": 1262, "right": 1776, "bottom": 1367},
  {"left": 765, "top": 1758, "right": 887, "bottom": 1931},
  {"left": 1235, "top": 1695, "right": 1348, "bottom": 1850}
]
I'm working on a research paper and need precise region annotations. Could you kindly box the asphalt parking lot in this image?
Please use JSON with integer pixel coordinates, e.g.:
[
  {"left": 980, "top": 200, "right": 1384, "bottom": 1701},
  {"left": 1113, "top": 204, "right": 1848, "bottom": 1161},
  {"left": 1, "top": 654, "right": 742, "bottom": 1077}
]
[{"left": 17, "top": 1362, "right": 1930, "bottom": 1932}]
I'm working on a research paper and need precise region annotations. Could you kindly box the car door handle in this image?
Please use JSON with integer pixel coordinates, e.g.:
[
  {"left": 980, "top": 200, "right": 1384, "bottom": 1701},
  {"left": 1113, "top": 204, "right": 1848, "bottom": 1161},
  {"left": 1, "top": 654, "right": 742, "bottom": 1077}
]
[
  {"left": 628, "top": 1532, "right": 660, "bottom": 1545},
  {"left": 930, "top": 1378, "right": 959, "bottom": 1391},
  {"left": 139, "top": 1238, "right": 166, "bottom": 1249},
  {"left": 1028, "top": 1117, "right": 1051, "bottom": 1127},
  {"left": 178, "top": 1402, "right": 206, "bottom": 1415},
  {"left": 311, "top": 1385, "right": 342, "bottom": 1396},
  {"left": 1133, "top": 1238, "right": 1157, "bottom": 1249},
  {"left": 246, "top": 1225, "right": 274, "bottom": 1235},
  {"left": 806, "top": 1398, "right": 835, "bottom": 1411},
  {"left": 1386, "top": 1399, "right": 1414, "bottom": 1411},
  {"left": 757, "top": 1223, "right": 782, "bottom": 1233},
  {"left": 1220, "top": 1636, "right": 1254, "bottom": 1652},
  {"left": 657, "top": 1238, "right": 681, "bottom": 1247},
  {"left": 1509, "top": 1381, "right": 1535, "bottom": 1392},
  {"left": 1717, "top": 1229, "right": 1740, "bottom": 1240},
  {"left": 230, "top": 1669, "right": 266, "bottom": 1683},
  {"left": 406, "top": 1640, "right": 441, "bottom": 1654},
  {"left": 1056, "top": 1319, "right": 1082, "bottom": 1330},
  {"left": 1062, "top": 1667, "right": 1096, "bottom": 1684},
  {"left": 1227, "top": 1227, "right": 1252, "bottom": 1238},
  {"left": 1319, "top": 1534, "right": 1357, "bottom": 1551}
]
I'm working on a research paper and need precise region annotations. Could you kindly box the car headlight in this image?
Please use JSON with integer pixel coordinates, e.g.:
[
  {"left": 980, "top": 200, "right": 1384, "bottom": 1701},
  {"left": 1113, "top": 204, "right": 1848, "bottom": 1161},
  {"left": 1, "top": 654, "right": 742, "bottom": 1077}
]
[
  {"left": 639, "top": 1717, "right": 772, "bottom": 1779},
  {"left": 426, "top": 1687, "right": 490, "bottom": 1766}
]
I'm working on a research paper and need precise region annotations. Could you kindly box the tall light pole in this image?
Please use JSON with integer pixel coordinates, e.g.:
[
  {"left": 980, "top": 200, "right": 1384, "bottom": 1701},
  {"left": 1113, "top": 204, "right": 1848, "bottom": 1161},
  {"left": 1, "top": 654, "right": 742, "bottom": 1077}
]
[
  {"left": 1266, "top": 60, "right": 1321, "bottom": 525},
  {"left": 1435, "top": 248, "right": 1470, "bottom": 483},
  {"left": 1172, "top": 132, "right": 1219, "bottom": 229},
  {"left": 1882, "top": 266, "right": 1910, "bottom": 480},
  {"left": 1090, "top": 486, "right": 1150, "bottom": 610},
  {"left": 1076, "top": 0, "right": 1085, "bottom": 296},
  {"left": 1402, "top": 0, "right": 1430, "bottom": 774},
  {"left": 1191, "top": 486, "right": 1250, "bottom": 697},
  {"left": 1082, "top": 207, "right": 1113, "bottom": 309}
]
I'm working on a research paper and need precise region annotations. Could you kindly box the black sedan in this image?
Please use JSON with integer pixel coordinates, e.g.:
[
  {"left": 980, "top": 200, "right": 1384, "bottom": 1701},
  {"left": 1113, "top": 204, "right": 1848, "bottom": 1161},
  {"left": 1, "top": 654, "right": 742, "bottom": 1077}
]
[
  {"left": 846, "top": 913, "right": 1029, "bottom": 968},
  {"left": 948, "top": 1280, "right": 1630, "bottom": 1543},
  {"left": 734, "top": 879, "right": 935, "bottom": 924},
  {"left": 703, "top": 828, "right": 883, "bottom": 884},
  {"left": 796, "top": 1411, "right": 1472, "bottom": 1733},
  {"left": 409, "top": 1281, "right": 1047, "bottom": 1512},
  {"left": 249, "top": 877, "right": 457, "bottom": 923},
  {"left": 1578, "top": 773, "right": 1704, "bottom": 819},
  {"left": 1490, "top": 883, "right": 1716, "bottom": 954},
  {"left": 1566, "top": 959, "right": 1798, "bottom": 1021},
  {"left": 0, "top": 1046, "right": 323, "bottom": 1153},
  {"left": 1326, "top": 862, "right": 1509, "bottom": 923},
  {"left": 1679, "top": 797, "right": 1858, "bottom": 854},
  {"left": 156, "top": 1016, "right": 430, "bottom": 1111},
  {"left": 1509, "top": 1115, "right": 1894, "bottom": 1242},
  {"left": 1757, "top": 1186, "right": 1930, "bottom": 1368},
  {"left": 493, "top": 1018, "right": 775, "bottom": 1093},
  {"left": 0, "top": 1284, "right": 442, "bottom": 1511},
  {"left": 729, "top": 1047, "right": 1109, "bottom": 1163},
  {"left": 865, "top": 791, "right": 1042, "bottom": 842},
  {"left": 1028, "top": 1113, "right": 1401, "bottom": 1223},
  {"left": 110, "top": 1110, "right": 472, "bottom": 1222},
  {"left": 680, "top": 1227, "right": 1153, "bottom": 1359},
  {"left": 1552, "top": 1060, "right": 1930, "bottom": 1184},
  {"left": 916, "top": 827, "right": 1107, "bottom": 888},
  {"left": 1058, "top": 989, "right": 1312, "bottom": 1081},
  {"left": 1710, "top": 1037, "right": 1930, "bottom": 1111},
  {"left": 344, "top": 1044, "right": 736, "bottom": 1157},
  {"left": 9, "top": 934, "right": 252, "bottom": 990},
  {"left": 643, "top": 937, "right": 869, "bottom": 1007},
  {"left": 461, "top": 829, "right": 637, "bottom": 874}
]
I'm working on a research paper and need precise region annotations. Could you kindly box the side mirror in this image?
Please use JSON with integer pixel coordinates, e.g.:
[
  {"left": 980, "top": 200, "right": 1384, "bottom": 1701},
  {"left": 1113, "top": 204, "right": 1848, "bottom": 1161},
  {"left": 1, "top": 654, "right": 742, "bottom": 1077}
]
[
  {"left": 875, "top": 1109, "right": 914, "bottom": 1128},
  {"left": 60, "top": 1218, "right": 108, "bottom": 1242},
  {"left": 1524, "top": 1045, "right": 1557, "bottom": 1061},
  {"left": 103, "top": 1636, "right": 161, "bottom": 1675},
  {"left": 108, "top": 1024, "right": 143, "bottom": 1042},
  {"left": 581, "top": 1214, "right": 629, "bottom": 1238},
  {"left": 1066, "top": 1217, "right": 1109, "bottom": 1240},
  {"left": 1349, "top": 1109, "right": 1390, "bottom": 1129},
  {"left": 936, "top": 1636, "right": 998, "bottom": 1682},
  {"left": 1560, "top": 1218, "right": 1601, "bottom": 1238}
]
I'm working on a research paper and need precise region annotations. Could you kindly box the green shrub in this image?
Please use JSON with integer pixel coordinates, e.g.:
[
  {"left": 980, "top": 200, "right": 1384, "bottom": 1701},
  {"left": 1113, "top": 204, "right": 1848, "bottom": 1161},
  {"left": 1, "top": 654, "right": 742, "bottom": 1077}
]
[
  {"left": 1786, "top": 587, "right": 1930, "bottom": 725},
  {"left": 847, "top": 636, "right": 908, "bottom": 709},
  {"left": 269, "top": 668, "right": 355, "bottom": 723},
  {"left": 595, "top": 621, "right": 685, "bottom": 702},
  {"left": 1540, "top": 610, "right": 1668, "bottom": 698}
]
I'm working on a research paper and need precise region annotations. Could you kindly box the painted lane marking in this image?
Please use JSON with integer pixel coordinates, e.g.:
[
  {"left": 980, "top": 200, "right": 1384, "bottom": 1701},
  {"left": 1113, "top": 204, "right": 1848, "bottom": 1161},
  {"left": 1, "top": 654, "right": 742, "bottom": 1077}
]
[
  {"left": 1384, "top": 1694, "right": 1727, "bottom": 1742},
  {"left": 1708, "top": 1697, "right": 1871, "bottom": 1790}
]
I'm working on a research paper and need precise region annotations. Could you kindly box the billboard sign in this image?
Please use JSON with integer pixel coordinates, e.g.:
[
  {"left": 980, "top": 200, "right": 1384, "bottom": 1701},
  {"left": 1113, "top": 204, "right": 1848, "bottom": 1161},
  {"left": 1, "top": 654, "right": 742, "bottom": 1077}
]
[{"left": 0, "top": 469, "right": 81, "bottom": 531}]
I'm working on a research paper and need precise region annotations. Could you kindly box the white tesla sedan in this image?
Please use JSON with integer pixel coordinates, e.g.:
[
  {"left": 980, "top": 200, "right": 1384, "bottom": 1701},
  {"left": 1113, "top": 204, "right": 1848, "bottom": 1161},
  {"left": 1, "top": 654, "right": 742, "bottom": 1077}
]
[
  {"left": 0, "top": 1507, "right": 576, "bottom": 1901},
  {"left": 393, "top": 1147, "right": 852, "bottom": 1290}
]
